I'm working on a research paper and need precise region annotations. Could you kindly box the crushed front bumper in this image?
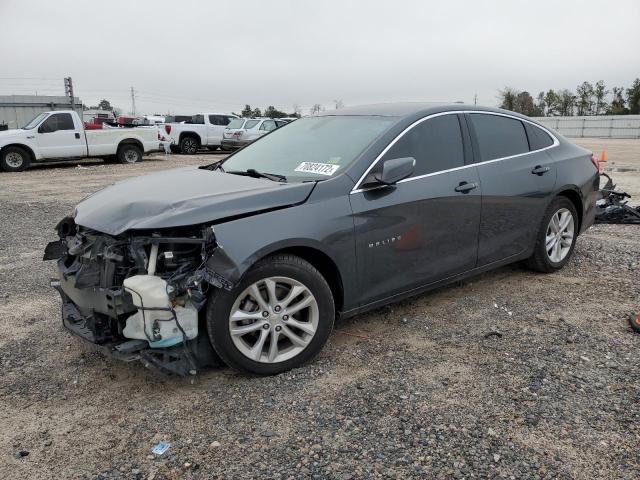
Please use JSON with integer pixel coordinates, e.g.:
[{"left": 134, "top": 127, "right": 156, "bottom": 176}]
[{"left": 51, "top": 276, "right": 220, "bottom": 376}]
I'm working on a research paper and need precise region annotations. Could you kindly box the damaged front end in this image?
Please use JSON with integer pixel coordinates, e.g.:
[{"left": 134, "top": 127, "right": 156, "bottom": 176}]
[{"left": 43, "top": 217, "right": 237, "bottom": 375}]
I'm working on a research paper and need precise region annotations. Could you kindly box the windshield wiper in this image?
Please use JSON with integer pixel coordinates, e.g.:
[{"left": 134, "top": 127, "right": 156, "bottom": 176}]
[{"left": 226, "top": 168, "right": 287, "bottom": 182}]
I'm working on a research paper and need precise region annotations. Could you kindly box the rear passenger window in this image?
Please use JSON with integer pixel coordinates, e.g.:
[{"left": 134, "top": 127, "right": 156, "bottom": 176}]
[
  {"left": 524, "top": 123, "right": 554, "bottom": 150},
  {"left": 469, "top": 114, "right": 529, "bottom": 161},
  {"left": 381, "top": 114, "right": 464, "bottom": 176}
]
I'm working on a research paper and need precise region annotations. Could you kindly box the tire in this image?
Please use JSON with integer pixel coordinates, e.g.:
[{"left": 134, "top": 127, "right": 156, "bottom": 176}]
[
  {"left": 1, "top": 146, "right": 31, "bottom": 172},
  {"left": 117, "top": 144, "right": 142, "bottom": 164},
  {"left": 179, "top": 136, "right": 199, "bottom": 155},
  {"left": 206, "top": 254, "right": 335, "bottom": 375},
  {"left": 525, "top": 196, "right": 578, "bottom": 273}
]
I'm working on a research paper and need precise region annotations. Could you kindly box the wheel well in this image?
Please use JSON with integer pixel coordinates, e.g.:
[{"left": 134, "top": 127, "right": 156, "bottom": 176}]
[
  {"left": 557, "top": 189, "right": 583, "bottom": 231},
  {"left": 179, "top": 132, "right": 201, "bottom": 145},
  {"left": 267, "top": 246, "right": 344, "bottom": 313},
  {"left": 117, "top": 139, "right": 144, "bottom": 153},
  {"left": 1, "top": 143, "right": 35, "bottom": 161}
]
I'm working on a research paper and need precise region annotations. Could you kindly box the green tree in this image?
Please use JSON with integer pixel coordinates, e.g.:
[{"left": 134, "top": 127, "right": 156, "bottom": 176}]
[
  {"left": 557, "top": 89, "right": 576, "bottom": 116},
  {"left": 97, "top": 99, "right": 112, "bottom": 111},
  {"left": 593, "top": 80, "right": 608, "bottom": 115},
  {"left": 627, "top": 78, "right": 640, "bottom": 114},
  {"left": 543, "top": 89, "right": 559, "bottom": 116},
  {"left": 251, "top": 107, "right": 262, "bottom": 117},
  {"left": 498, "top": 87, "right": 518, "bottom": 111},
  {"left": 241, "top": 104, "right": 253, "bottom": 117},
  {"left": 263, "top": 106, "right": 289, "bottom": 118},
  {"left": 576, "top": 81, "right": 594, "bottom": 115},
  {"left": 514, "top": 91, "right": 537, "bottom": 116},
  {"left": 607, "top": 87, "right": 628, "bottom": 115}
]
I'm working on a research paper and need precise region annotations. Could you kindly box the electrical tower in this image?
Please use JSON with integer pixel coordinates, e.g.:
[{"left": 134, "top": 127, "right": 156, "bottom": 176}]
[
  {"left": 130, "top": 86, "right": 136, "bottom": 116},
  {"left": 64, "top": 77, "right": 74, "bottom": 111}
]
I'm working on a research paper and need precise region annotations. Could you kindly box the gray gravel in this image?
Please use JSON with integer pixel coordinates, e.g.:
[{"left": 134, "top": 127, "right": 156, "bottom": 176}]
[{"left": 1, "top": 154, "right": 639, "bottom": 479}]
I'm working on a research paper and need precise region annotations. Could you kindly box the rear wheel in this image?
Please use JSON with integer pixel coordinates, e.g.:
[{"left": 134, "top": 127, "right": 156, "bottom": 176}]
[
  {"left": 206, "top": 254, "right": 335, "bottom": 375},
  {"left": 1, "top": 146, "right": 31, "bottom": 172},
  {"left": 179, "top": 136, "right": 199, "bottom": 155},
  {"left": 117, "top": 144, "right": 142, "bottom": 164},
  {"left": 525, "top": 196, "right": 578, "bottom": 272}
]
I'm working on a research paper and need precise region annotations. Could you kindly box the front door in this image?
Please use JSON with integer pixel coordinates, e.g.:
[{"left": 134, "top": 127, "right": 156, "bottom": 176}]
[
  {"left": 350, "top": 113, "right": 482, "bottom": 306},
  {"left": 36, "top": 112, "right": 84, "bottom": 158}
]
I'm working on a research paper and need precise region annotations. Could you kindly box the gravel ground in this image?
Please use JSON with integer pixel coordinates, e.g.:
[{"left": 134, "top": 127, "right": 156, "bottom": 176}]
[{"left": 1, "top": 143, "right": 639, "bottom": 479}]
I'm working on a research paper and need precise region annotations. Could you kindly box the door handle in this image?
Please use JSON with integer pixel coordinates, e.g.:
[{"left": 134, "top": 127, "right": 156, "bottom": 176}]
[
  {"left": 75, "top": 132, "right": 81, "bottom": 139},
  {"left": 531, "top": 165, "right": 550, "bottom": 175},
  {"left": 454, "top": 181, "right": 478, "bottom": 193}
]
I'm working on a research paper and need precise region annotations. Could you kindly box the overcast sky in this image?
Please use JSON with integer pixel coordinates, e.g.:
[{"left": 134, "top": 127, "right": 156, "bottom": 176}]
[{"left": 1, "top": 0, "right": 638, "bottom": 115}]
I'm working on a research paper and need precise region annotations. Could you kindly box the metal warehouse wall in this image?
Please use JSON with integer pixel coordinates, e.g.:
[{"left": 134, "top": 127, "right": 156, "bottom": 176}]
[
  {"left": 0, "top": 95, "right": 83, "bottom": 129},
  {"left": 531, "top": 115, "right": 640, "bottom": 139}
]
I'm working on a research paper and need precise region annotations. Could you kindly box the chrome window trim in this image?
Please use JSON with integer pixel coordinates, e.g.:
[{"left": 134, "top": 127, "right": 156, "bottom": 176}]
[{"left": 350, "top": 110, "right": 560, "bottom": 194}]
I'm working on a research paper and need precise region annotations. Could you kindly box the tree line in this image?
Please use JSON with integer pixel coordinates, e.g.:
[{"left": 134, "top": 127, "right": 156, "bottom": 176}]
[{"left": 498, "top": 78, "right": 640, "bottom": 117}]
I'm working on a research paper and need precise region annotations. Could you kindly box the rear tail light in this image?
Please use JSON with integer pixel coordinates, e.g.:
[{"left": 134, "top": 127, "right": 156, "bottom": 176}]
[{"left": 164, "top": 124, "right": 171, "bottom": 134}]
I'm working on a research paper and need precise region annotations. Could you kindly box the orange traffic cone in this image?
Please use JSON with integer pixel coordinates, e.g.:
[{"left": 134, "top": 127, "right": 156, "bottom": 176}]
[{"left": 599, "top": 150, "right": 607, "bottom": 163}]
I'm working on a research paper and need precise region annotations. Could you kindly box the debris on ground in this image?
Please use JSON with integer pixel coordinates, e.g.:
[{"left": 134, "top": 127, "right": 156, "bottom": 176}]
[
  {"left": 596, "top": 173, "right": 640, "bottom": 224},
  {"left": 151, "top": 442, "right": 170, "bottom": 456}
]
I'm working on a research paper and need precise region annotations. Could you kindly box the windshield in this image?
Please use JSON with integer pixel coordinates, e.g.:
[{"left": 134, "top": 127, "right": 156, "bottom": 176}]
[
  {"left": 222, "top": 115, "right": 395, "bottom": 181},
  {"left": 23, "top": 112, "right": 48, "bottom": 130},
  {"left": 227, "top": 118, "right": 245, "bottom": 129}
]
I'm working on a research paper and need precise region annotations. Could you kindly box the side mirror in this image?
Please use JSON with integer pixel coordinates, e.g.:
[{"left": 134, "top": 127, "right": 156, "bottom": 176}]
[{"left": 373, "top": 157, "right": 415, "bottom": 185}]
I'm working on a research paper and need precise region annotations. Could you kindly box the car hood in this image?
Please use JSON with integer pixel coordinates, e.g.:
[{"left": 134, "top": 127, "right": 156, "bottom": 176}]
[
  {"left": 0, "top": 129, "right": 25, "bottom": 142},
  {"left": 74, "top": 166, "right": 315, "bottom": 235}
]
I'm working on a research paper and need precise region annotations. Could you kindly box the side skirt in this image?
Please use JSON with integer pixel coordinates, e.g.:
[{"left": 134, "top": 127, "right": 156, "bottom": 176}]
[{"left": 339, "top": 251, "right": 531, "bottom": 320}]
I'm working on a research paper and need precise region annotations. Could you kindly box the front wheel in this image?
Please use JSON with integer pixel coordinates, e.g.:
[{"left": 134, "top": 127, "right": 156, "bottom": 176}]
[
  {"left": 1, "top": 146, "right": 31, "bottom": 172},
  {"left": 525, "top": 196, "right": 578, "bottom": 272},
  {"left": 206, "top": 254, "right": 335, "bottom": 375}
]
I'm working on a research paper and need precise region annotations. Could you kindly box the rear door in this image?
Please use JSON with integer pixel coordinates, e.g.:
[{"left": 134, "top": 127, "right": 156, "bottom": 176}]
[
  {"left": 207, "top": 115, "right": 232, "bottom": 146},
  {"left": 258, "top": 119, "right": 277, "bottom": 138},
  {"left": 36, "top": 112, "right": 85, "bottom": 158},
  {"left": 466, "top": 113, "right": 557, "bottom": 266},
  {"left": 350, "top": 113, "right": 482, "bottom": 306}
]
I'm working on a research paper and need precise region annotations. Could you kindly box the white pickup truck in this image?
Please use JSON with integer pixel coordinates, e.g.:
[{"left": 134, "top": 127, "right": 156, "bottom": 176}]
[
  {"left": 164, "top": 113, "right": 238, "bottom": 154},
  {"left": 0, "top": 110, "right": 161, "bottom": 172}
]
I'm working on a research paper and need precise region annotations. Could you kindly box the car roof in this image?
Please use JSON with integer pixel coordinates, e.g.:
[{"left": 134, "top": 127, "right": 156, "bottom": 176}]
[{"left": 315, "top": 102, "right": 530, "bottom": 121}]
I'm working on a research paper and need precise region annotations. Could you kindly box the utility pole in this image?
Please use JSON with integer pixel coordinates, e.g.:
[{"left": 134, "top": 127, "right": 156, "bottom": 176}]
[
  {"left": 474, "top": 94, "right": 477, "bottom": 105},
  {"left": 130, "top": 86, "right": 136, "bottom": 116},
  {"left": 64, "top": 76, "right": 75, "bottom": 111}
]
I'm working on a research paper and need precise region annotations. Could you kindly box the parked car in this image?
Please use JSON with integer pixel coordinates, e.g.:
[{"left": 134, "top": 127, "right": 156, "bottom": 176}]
[
  {"left": 44, "top": 103, "right": 599, "bottom": 375},
  {"left": 0, "top": 110, "right": 161, "bottom": 172},
  {"left": 164, "top": 113, "right": 238, "bottom": 154},
  {"left": 221, "top": 118, "right": 288, "bottom": 150}
]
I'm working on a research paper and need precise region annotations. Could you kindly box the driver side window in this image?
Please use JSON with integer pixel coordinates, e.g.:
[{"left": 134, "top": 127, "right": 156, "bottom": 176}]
[
  {"left": 40, "top": 113, "right": 74, "bottom": 133},
  {"left": 380, "top": 114, "right": 465, "bottom": 177}
]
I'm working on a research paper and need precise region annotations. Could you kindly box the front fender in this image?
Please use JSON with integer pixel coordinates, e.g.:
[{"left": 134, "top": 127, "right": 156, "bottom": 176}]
[{"left": 205, "top": 180, "right": 358, "bottom": 310}]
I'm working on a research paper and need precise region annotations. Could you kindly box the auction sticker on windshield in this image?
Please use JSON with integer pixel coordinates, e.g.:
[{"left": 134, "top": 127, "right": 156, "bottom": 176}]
[{"left": 294, "top": 162, "right": 340, "bottom": 176}]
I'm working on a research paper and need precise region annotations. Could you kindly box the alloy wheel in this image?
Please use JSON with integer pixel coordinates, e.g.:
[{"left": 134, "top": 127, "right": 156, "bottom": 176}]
[
  {"left": 545, "top": 207, "right": 574, "bottom": 263},
  {"left": 228, "top": 276, "right": 319, "bottom": 363},
  {"left": 183, "top": 138, "right": 197, "bottom": 154}
]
